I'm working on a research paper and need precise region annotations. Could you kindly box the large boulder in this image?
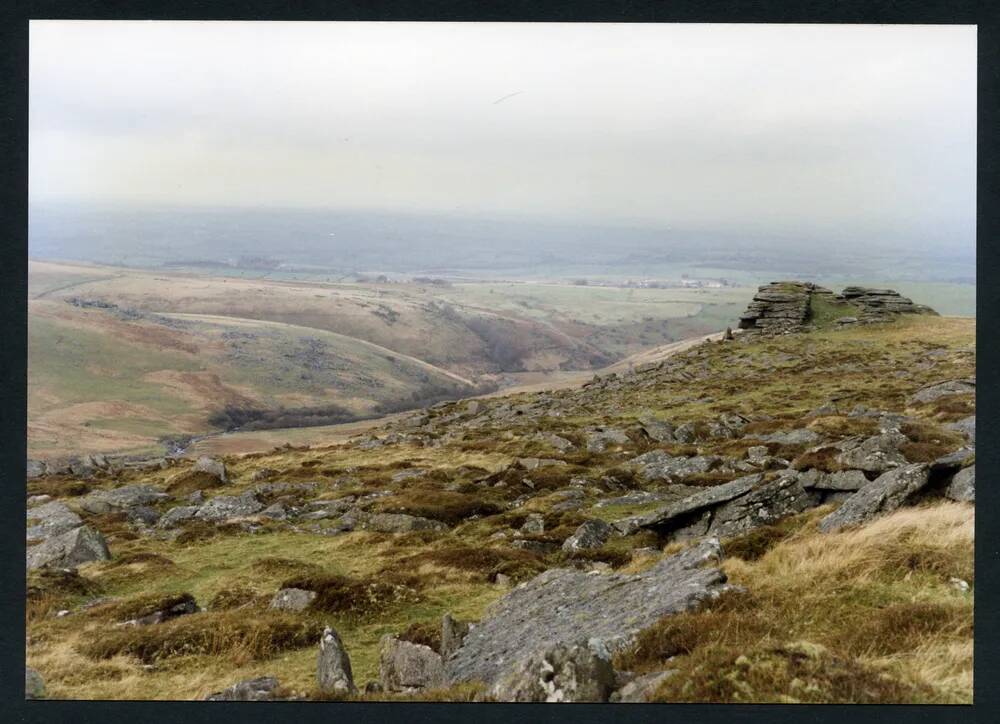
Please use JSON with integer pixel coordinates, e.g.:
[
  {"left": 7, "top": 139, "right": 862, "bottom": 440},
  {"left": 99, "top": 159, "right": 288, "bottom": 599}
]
[
  {"left": 946, "top": 466, "right": 975, "bottom": 503},
  {"left": 26, "top": 501, "right": 83, "bottom": 542},
  {"left": 206, "top": 676, "right": 282, "bottom": 701},
  {"left": 158, "top": 505, "right": 200, "bottom": 528},
  {"left": 446, "top": 539, "right": 730, "bottom": 687},
  {"left": 379, "top": 635, "right": 446, "bottom": 693},
  {"left": 81, "top": 484, "right": 169, "bottom": 514},
  {"left": 193, "top": 456, "right": 228, "bottom": 483},
  {"left": 909, "top": 379, "right": 975, "bottom": 405},
  {"left": 317, "top": 626, "right": 357, "bottom": 696},
  {"left": 628, "top": 451, "right": 722, "bottom": 482},
  {"left": 707, "top": 472, "right": 820, "bottom": 538},
  {"left": 799, "top": 469, "right": 869, "bottom": 491},
  {"left": 490, "top": 639, "right": 616, "bottom": 702},
  {"left": 27, "top": 525, "right": 110, "bottom": 570},
  {"left": 561, "top": 519, "right": 613, "bottom": 552},
  {"left": 819, "top": 463, "right": 930, "bottom": 533}
]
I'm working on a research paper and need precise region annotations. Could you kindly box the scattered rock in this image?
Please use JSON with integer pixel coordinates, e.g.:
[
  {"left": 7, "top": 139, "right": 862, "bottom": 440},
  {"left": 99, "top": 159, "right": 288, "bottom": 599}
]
[
  {"left": 317, "top": 626, "right": 357, "bottom": 696},
  {"left": 379, "top": 635, "right": 446, "bottom": 693},
  {"left": 520, "top": 513, "right": 545, "bottom": 535},
  {"left": 195, "top": 492, "right": 264, "bottom": 521},
  {"left": 366, "top": 513, "right": 448, "bottom": 533},
  {"left": 26, "top": 501, "right": 83, "bottom": 542},
  {"left": 629, "top": 451, "right": 722, "bottom": 482},
  {"left": 27, "top": 525, "right": 110, "bottom": 570},
  {"left": 561, "top": 519, "right": 613, "bottom": 551},
  {"left": 158, "top": 505, "right": 200, "bottom": 528},
  {"left": 613, "top": 670, "right": 673, "bottom": 703},
  {"left": 909, "top": 379, "right": 975, "bottom": 405},
  {"left": 819, "top": 463, "right": 930, "bottom": 533},
  {"left": 490, "top": 639, "right": 616, "bottom": 702},
  {"left": 757, "top": 429, "right": 821, "bottom": 446},
  {"left": 586, "top": 428, "right": 630, "bottom": 453},
  {"left": 270, "top": 588, "right": 317, "bottom": 612}
]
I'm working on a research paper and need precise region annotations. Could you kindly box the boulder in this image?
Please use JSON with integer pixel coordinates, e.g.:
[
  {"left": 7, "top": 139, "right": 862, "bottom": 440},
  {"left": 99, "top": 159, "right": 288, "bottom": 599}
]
[
  {"left": 84, "top": 484, "right": 169, "bottom": 511},
  {"left": 26, "top": 459, "right": 47, "bottom": 479},
  {"left": 629, "top": 451, "right": 722, "bottom": 482},
  {"left": 193, "top": 456, "right": 228, "bottom": 483},
  {"left": 26, "top": 501, "right": 83, "bottom": 542},
  {"left": 707, "top": 472, "right": 820, "bottom": 538},
  {"left": 586, "top": 428, "right": 630, "bottom": 453},
  {"left": 124, "top": 594, "right": 198, "bottom": 626},
  {"left": 125, "top": 505, "right": 161, "bottom": 526},
  {"left": 490, "top": 639, "right": 616, "bottom": 702},
  {"left": 835, "top": 432, "right": 908, "bottom": 474},
  {"left": 158, "top": 505, "right": 200, "bottom": 528},
  {"left": 621, "top": 474, "right": 762, "bottom": 534},
  {"left": 441, "top": 613, "right": 471, "bottom": 660},
  {"left": 270, "top": 588, "right": 317, "bottom": 612},
  {"left": 946, "top": 466, "right": 975, "bottom": 503},
  {"left": 520, "top": 513, "right": 545, "bottom": 535},
  {"left": 26, "top": 667, "right": 46, "bottom": 699},
  {"left": 946, "top": 415, "right": 976, "bottom": 443},
  {"left": 195, "top": 492, "right": 264, "bottom": 522},
  {"left": 27, "top": 525, "right": 110, "bottom": 570},
  {"left": 538, "top": 433, "right": 575, "bottom": 452},
  {"left": 909, "top": 379, "right": 975, "bottom": 405},
  {"left": 206, "top": 676, "right": 282, "bottom": 701},
  {"left": 317, "top": 626, "right": 357, "bottom": 696},
  {"left": 638, "top": 418, "right": 675, "bottom": 443},
  {"left": 758, "top": 429, "right": 821, "bottom": 446},
  {"left": 379, "top": 635, "right": 446, "bottom": 693},
  {"left": 819, "top": 463, "right": 930, "bottom": 533},
  {"left": 613, "top": 670, "right": 674, "bottom": 703},
  {"left": 446, "top": 539, "right": 730, "bottom": 687},
  {"left": 561, "top": 519, "right": 613, "bottom": 551},
  {"left": 366, "top": 513, "right": 447, "bottom": 533},
  {"left": 799, "top": 469, "right": 869, "bottom": 491}
]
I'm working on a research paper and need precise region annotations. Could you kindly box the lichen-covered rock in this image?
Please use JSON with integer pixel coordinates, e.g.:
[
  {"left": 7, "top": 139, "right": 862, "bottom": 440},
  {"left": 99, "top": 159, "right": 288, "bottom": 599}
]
[
  {"left": 520, "top": 513, "right": 545, "bottom": 535},
  {"left": 379, "top": 635, "right": 446, "bottom": 692},
  {"left": 206, "top": 676, "right": 281, "bottom": 701},
  {"left": 620, "top": 474, "right": 762, "bottom": 535},
  {"left": 835, "top": 432, "right": 908, "bottom": 474},
  {"left": 909, "top": 379, "right": 975, "bottom": 405},
  {"left": 946, "top": 415, "right": 975, "bottom": 443},
  {"left": 799, "top": 469, "right": 869, "bottom": 491},
  {"left": 27, "top": 525, "right": 110, "bottom": 570},
  {"left": 26, "top": 501, "right": 83, "bottom": 542},
  {"left": 613, "top": 670, "right": 674, "bottom": 703},
  {"left": 490, "top": 639, "right": 616, "bottom": 702},
  {"left": 195, "top": 492, "right": 264, "bottom": 521},
  {"left": 561, "top": 519, "right": 612, "bottom": 551},
  {"left": 586, "top": 428, "right": 630, "bottom": 453},
  {"left": 946, "top": 466, "right": 975, "bottom": 503},
  {"left": 158, "top": 505, "right": 200, "bottom": 528},
  {"left": 707, "top": 472, "right": 820, "bottom": 538},
  {"left": 446, "top": 538, "right": 729, "bottom": 687},
  {"left": 629, "top": 450, "right": 723, "bottom": 482},
  {"left": 317, "top": 626, "right": 357, "bottom": 695},
  {"left": 819, "top": 463, "right": 930, "bottom": 533}
]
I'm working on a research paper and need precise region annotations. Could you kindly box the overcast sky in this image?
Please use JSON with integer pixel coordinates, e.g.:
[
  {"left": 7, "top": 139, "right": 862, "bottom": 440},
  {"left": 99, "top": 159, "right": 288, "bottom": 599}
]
[{"left": 30, "top": 21, "right": 976, "bottom": 248}]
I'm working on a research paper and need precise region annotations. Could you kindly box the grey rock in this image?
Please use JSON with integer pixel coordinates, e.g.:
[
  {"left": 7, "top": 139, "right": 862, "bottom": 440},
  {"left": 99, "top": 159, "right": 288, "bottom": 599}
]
[
  {"left": 931, "top": 448, "right": 976, "bottom": 473},
  {"left": 819, "top": 463, "right": 931, "bottom": 533},
  {"left": 379, "top": 635, "right": 446, "bottom": 692},
  {"left": 623, "top": 474, "right": 762, "bottom": 534},
  {"left": 586, "top": 428, "right": 630, "bottom": 453},
  {"left": 187, "top": 490, "right": 206, "bottom": 504},
  {"left": 518, "top": 457, "right": 567, "bottom": 471},
  {"left": 366, "top": 513, "right": 448, "bottom": 533},
  {"left": 639, "top": 419, "right": 675, "bottom": 443},
  {"left": 206, "top": 676, "right": 282, "bottom": 701},
  {"left": 27, "top": 525, "right": 110, "bottom": 570},
  {"left": 673, "top": 423, "right": 698, "bottom": 443},
  {"left": 391, "top": 468, "right": 426, "bottom": 483},
  {"left": 758, "top": 429, "right": 821, "bottom": 446},
  {"left": 123, "top": 593, "right": 198, "bottom": 626},
  {"left": 946, "top": 466, "right": 975, "bottom": 503},
  {"left": 946, "top": 415, "right": 976, "bottom": 443},
  {"left": 193, "top": 456, "right": 228, "bottom": 483},
  {"left": 835, "top": 432, "right": 908, "bottom": 473},
  {"left": 158, "top": 505, "right": 200, "bottom": 528},
  {"left": 490, "top": 639, "right": 616, "bottom": 702},
  {"left": 270, "top": 588, "right": 317, "bottom": 612},
  {"left": 446, "top": 538, "right": 729, "bottom": 687},
  {"left": 27, "top": 494, "right": 51, "bottom": 507},
  {"left": 25, "top": 667, "right": 46, "bottom": 699},
  {"left": 317, "top": 626, "right": 357, "bottom": 695},
  {"left": 520, "top": 513, "right": 545, "bottom": 535},
  {"left": 707, "top": 472, "right": 820, "bottom": 538},
  {"left": 800, "top": 469, "right": 869, "bottom": 491},
  {"left": 614, "top": 670, "right": 674, "bottom": 703},
  {"left": 441, "top": 613, "right": 471, "bottom": 660},
  {"left": 538, "top": 433, "right": 575, "bottom": 452},
  {"left": 125, "top": 505, "right": 161, "bottom": 526},
  {"left": 909, "top": 379, "right": 975, "bottom": 404},
  {"left": 195, "top": 492, "right": 263, "bottom": 521},
  {"left": 26, "top": 501, "right": 83, "bottom": 542},
  {"left": 511, "top": 539, "right": 559, "bottom": 555},
  {"left": 85, "top": 484, "right": 169, "bottom": 510},
  {"left": 260, "top": 502, "right": 289, "bottom": 520},
  {"left": 629, "top": 451, "right": 722, "bottom": 482},
  {"left": 594, "top": 490, "right": 669, "bottom": 508},
  {"left": 27, "top": 460, "right": 47, "bottom": 479},
  {"left": 561, "top": 519, "right": 613, "bottom": 551}
]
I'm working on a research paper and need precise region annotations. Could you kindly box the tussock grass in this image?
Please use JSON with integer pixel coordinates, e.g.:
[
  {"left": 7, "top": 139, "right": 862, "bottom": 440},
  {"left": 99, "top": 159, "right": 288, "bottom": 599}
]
[
  {"left": 371, "top": 489, "right": 503, "bottom": 525},
  {"left": 615, "top": 503, "right": 973, "bottom": 703},
  {"left": 278, "top": 572, "right": 422, "bottom": 617}
]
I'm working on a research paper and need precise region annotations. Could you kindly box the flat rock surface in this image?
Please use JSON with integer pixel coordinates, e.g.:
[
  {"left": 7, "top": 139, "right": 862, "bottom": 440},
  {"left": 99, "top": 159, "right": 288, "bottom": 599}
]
[
  {"left": 819, "top": 463, "right": 930, "bottom": 533},
  {"left": 446, "top": 538, "right": 729, "bottom": 686}
]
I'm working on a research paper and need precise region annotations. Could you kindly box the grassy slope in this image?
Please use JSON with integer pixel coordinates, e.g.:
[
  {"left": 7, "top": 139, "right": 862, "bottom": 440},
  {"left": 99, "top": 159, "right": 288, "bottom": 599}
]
[{"left": 26, "top": 314, "right": 974, "bottom": 702}]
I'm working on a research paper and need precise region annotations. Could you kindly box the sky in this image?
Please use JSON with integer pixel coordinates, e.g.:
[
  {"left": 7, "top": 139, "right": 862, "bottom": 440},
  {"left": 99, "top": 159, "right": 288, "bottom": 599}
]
[{"left": 29, "top": 21, "right": 976, "bottom": 250}]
